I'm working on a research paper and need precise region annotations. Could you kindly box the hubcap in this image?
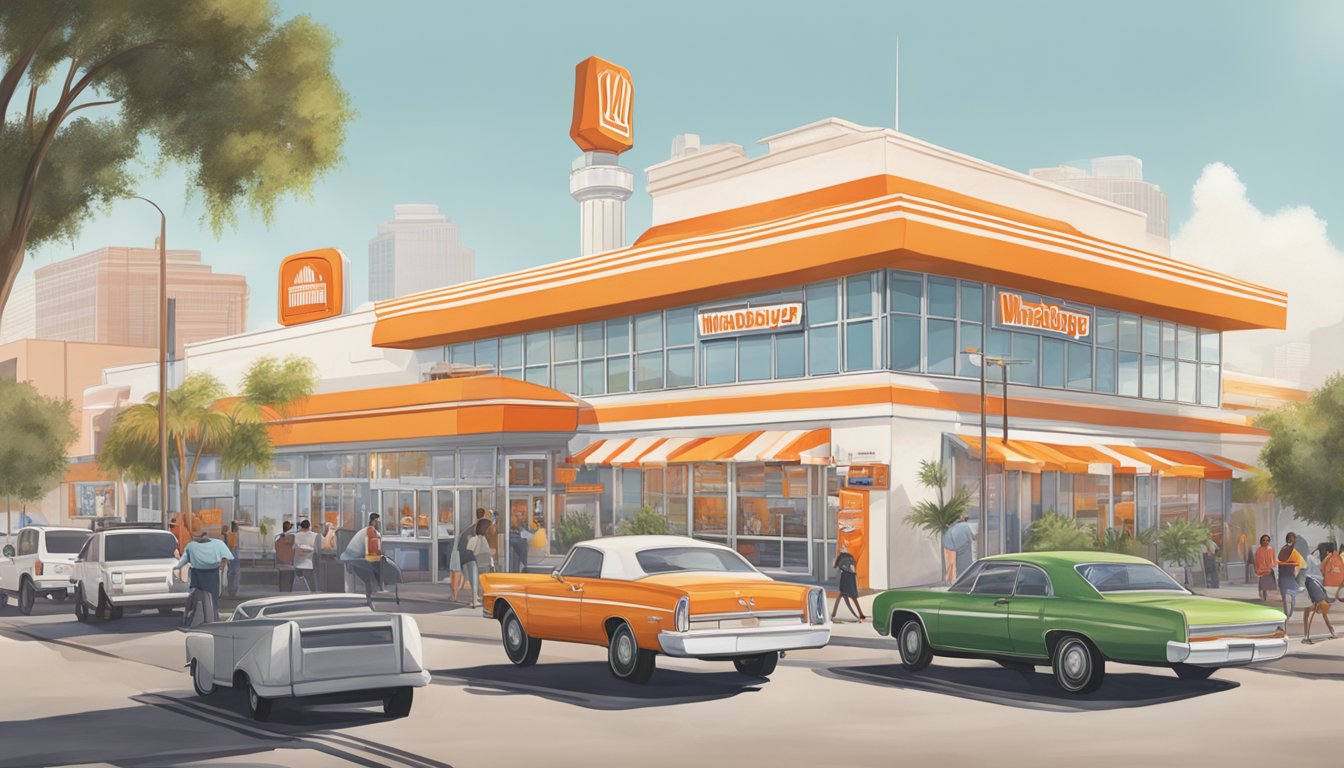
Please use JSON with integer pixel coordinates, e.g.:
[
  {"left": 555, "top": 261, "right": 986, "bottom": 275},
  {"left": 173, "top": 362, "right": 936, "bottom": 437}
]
[
  {"left": 1062, "top": 643, "right": 1088, "bottom": 683},
  {"left": 248, "top": 688, "right": 257, "bottom": 708},
  {"left": 616, "top": 634, "right": 633, "bottom": 666},
  {"left": 506, "top": 619, "right": 522, "bottom": 649},
  {"left": 903, "top": 626, "right": 920, "bottom": 656}
]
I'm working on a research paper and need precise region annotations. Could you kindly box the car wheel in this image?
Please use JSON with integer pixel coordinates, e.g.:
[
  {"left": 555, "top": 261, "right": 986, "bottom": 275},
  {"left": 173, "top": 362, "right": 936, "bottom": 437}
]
[
  {"left": 95, "top": 588, "right": 112, "bottom": 621},
  {"left": 18, "top": 579, "right": 35, "bottom": 615},
  {"left": 73, "top": 585, "right": 90, "bottom": 623},
  {"left": 1051, "top": 635, "right": 1104, "bottom": 694},
  {"left": 500, "top": 607, "right": 541, "bottom": 666},
  {"left": 895, "top": 617, "right": 933, "bottom": 671},
  {"left": 996, "top": 660, "right": 1035, "bottom": 672},
  {"left": 382, "top": 687, "right": 413, "bottom": 718},
  {"left": 733, "top": 652, "right": 780, "bottom": 678},
  {"left": 108, "top": 604, "right": 124, "bottom": 621},
  {"left": 245, "top": 679, "right": 272, "bottom": 721},
  {"left": 190, "top": 659, "right": 216, "bottom": 696},
  {"left": 1172, "top": 663, "right": 1217, "bottom": 681},
  {"left": 608, "top": 622, "right": 655, "bottom": 683}
]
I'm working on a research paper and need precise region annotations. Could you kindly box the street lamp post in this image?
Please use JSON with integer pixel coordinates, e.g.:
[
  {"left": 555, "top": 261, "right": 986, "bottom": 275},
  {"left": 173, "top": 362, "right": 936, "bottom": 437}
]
[
  {"left": 962, "top": 348, "right": 1030, "bottom": 557},
  {"left": 131, "top": 196, "right": 169, "bottom": 531}
]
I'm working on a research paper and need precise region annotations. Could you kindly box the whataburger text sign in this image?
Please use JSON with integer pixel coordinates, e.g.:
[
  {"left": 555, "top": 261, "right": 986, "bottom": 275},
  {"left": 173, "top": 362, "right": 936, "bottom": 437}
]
[
  {"left": 995, "top": 290, "right": 1091, "bottom": 340},
  {"left": 698, "top": 303, "right": 803, "bottom": 338}
]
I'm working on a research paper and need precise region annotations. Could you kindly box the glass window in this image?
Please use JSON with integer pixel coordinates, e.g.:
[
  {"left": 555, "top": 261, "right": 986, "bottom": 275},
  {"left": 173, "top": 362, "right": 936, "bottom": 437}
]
[
  {"left": 1177, "top": 325, "right": 1196, "bottom": 360},
  {"left": 606, "top": 318, "right": 630, "bottom": 355},
  {"left": 525, "top": 332, "right": 549, "bottom": 365},
  {"left": 524, "top": 366, "right": 549, "bottom": 387},
  {"left": 1161, "top": 358, "right": 1176, "bottom": 400},
  {"left": 1200, "top": 363, "right": 1220, "bottom": 405},
  {"left": 889, "top": 272, "right": 922, "bottom": 314},
  {"left": 1095, "top": 310, "right": 1117, "bottom": 348},
  {"left": 806, "top": 281, "right": 838, "bottom": 326},
  {"left": 636, "top": 352, "right": 663, "bottom": 391},
  {"left": 1076, "top": 562, "right": 1185, "bottom": 593},
  {"left": 635, "top": 546, "right": 755, "bottom": 574},
  {"left": 1066, "top": 342, "right": 1092, "bottom": 391},
  {"left": 845, "top": 321, "right": 874, "bottom": 371},
  {"left": 635, "top": 312, "right": 662, "bottom": 352},
  {"left": 1041, "top": 338, "right": 1065, "bottom": 388},
  {"left": 1199, "top": 330, "right": 1220, "bottom": 364},
  {"left": 957, "top": 323, "right": 982, "bottom": 377},
  {"left": 1119, "top": 352, "right": 1140, "bottom": 397},
  {"left": 1118, "top": 314, "right": 1140, "bottom": 352},
  {"left": 971, "top": 564, "right": 1019, "bottom": 595},
  {"left": 501, "top": 335, "right": 523, "bottom": 368},
  {"left": 581, "top": 360, "right": 604, "bottom": 396},
  {"left": 738, "top": 336, "right": 772, "bottom": 381},
  {"left": 959, "top": 283, "right": 984, "bottom": 322},
  {"left": 1015, "top": 566, "right": 1052, "bottom": 596},
  {"left": 553, "top": 362, "right": 578, "bottom": 395},
  {"left": 1095, "top": 349, "right": 1116, "bottom": 394},
  {"left": 581, "top": 322, "right": 604, "bottom": 359},
  {"left": 776, "top": 332, "right": 805, "bottom": 378},
  {"left": 1142, "top": 355, "right": 1159, "bottom": 398},
  {"left": 1158, "top": 322, "right": 1175, "bottom": 358},
  {"left": 704, "top": 339, "right": 736, "bottom": 385},
  {"left": 1010, "top": 333, "right": 1038, "bottom": 386},
  {"left": 553, "top": 326, "right": 577, "bottom": 361},
  {"left": 561, "top": 547, "right": 604, "bottom": 578},
  {"left": 1142, "top": 319, "right": 1160, "bottom": 356},
  {"left": 845, "top": 274, "right": 874, "bottom": 319},
  {"left": 947, "top": 561, "right": 985, "bottom": 593},
  {"left": 450, "top": 343, "right": 474, "bottom": 365},
  {"left": 666, "top": 307, "right": 695, "bottom": 347},
  {"left": 986, "top": 327, "right": 1011, "bottom": 357},
  {"left": 666, "top": 347, "right": 694, "bottom": 388},
  {"left": 890, "top": 315, "right": 920, "bottom": 372},
  {"left": 928, "top": 277, "right": 956, "bottom": 318},
  {"left": 1177, "top": 361, "right": 1196, "bottom": 403},
  {"left": 607, "top": 355, "right": 630, "bottom": 392},
  {"left": 500, "top": 367, "right": 522, "bottom": 380},
  {"left": 475, "top": 339, "right": 498, "bottom": 372},
  {"left": 926, "top": 319, "right": 956, "bottom": 375},
  {"left": 809, "top": 325, "right": 839, "bottom": 375},
  {"left": 104, "top": 532, "right": 177, "bottom": 561}
]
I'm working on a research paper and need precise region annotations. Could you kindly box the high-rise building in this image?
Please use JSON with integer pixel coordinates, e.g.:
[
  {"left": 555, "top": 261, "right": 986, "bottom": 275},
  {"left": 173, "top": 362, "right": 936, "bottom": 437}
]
[
  {"left": 1272, "top": 341, "right": 1311, "bottom": 384},
  {"left": 367, "top": 204, "right": 475, "bottom": 301},
  {"left": 0, "top": 275, "right": 35, "bottom": 344},
  {"left": 1030, "top": 156, "right": 1170, "bottom": 238},
  {"left": 34, "top": 246, "right": 247, "bottom": 357}
]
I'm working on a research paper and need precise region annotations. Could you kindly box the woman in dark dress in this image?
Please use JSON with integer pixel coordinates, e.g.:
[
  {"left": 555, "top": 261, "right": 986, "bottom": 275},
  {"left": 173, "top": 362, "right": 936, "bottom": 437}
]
[{"left": 830, "top": 545, "right": 866, "bottom": 621}]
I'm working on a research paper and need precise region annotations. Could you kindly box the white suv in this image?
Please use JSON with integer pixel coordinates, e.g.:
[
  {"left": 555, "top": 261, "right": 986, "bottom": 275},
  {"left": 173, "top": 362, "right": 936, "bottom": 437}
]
[
  {"left": 0, "top": 527, "right": 92, "bottom": 614},
  {"left": 70, "top": 527, "right": 188, "bottom": 621}
]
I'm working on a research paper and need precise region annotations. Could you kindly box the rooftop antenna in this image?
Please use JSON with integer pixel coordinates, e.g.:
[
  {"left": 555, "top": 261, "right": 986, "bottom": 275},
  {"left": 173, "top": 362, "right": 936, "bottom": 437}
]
[{"left": 894, "top": 37, "right": 900, "bottom": 132}]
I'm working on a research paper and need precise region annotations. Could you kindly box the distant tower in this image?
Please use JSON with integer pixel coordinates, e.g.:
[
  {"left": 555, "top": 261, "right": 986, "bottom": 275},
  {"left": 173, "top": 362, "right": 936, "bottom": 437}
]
[
  {"left": 367, "top": 204, "right": 475, "bottom": 302},
  {"left": 1029, "top": 156, "right": 1170, "bottom": 238},
  {"left": 568, "top": 56, "right": 635, "bottom": 257}
]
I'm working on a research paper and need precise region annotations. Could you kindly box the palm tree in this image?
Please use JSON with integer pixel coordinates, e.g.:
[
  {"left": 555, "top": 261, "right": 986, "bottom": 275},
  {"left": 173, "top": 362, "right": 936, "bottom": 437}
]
[
  {"left": 1157, "top": 519, "right": 1212, "bottom": 586},
  {"left": 905, "top": 460, "right": 973, "bottom": 583},
  {"left": 99, "top": 356, "right": 317, "bottom": 525}
]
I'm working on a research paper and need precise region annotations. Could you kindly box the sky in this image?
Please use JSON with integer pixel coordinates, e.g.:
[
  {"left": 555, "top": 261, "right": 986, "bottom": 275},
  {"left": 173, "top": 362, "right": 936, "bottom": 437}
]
[{"left": 17, "top": 0, "right": 1344, "bottom": 378}]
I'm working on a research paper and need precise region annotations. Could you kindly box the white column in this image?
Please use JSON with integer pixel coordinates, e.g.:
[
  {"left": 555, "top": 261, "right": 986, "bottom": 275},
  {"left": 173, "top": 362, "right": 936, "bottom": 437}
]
[{"left": 570, "top": 151, "right": 634, "bottom": 257}]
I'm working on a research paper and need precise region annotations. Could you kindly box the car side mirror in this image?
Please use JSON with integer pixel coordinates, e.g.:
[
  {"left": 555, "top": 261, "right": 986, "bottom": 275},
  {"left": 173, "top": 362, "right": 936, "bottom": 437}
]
[
  {"left": 551, "top": 569, "right": 565, "bottom": 584},
  {"left": 1, "top": 545, "right": 13, "bottom": 558}
]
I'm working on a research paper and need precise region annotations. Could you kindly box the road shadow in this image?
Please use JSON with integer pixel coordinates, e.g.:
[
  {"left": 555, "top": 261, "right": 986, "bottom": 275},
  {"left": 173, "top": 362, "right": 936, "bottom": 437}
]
[
  {"left": 433, "top": 661, "right": 762, "bottom": 710},
  {"left": 816, "top": 663, "right": 1238, "bottom": 712},
  {"left": 175, "top": 688, "right": 390, "bottom": 731},
  {"left": 0, "top": 612, "right": 183, "bottom": 643},
  {"left": 1248, "top": 650, "right": 1344, "bottom": 681}
]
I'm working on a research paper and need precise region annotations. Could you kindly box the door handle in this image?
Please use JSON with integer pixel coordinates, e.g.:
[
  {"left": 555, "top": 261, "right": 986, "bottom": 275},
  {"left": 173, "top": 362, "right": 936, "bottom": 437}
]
[
  {"left": 994, "top": 598, "right": 1010, "bottom": 606},
  {"left": 570, "top": 584, "right": 584, "bottom": 593}
]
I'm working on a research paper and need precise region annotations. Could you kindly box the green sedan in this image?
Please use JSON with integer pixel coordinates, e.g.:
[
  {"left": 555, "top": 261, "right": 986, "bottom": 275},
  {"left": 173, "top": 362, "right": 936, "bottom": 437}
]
[{"left": 873, "top": 551, "right": 1287, "bottom": 694}]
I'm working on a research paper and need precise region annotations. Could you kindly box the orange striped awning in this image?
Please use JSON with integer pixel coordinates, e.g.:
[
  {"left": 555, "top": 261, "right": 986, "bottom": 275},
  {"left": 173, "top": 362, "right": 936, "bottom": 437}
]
[
  {"left": 1104, "top": 446, "right": 1204, "bottom": 478},
  {"left": 669, "top": 431, "right": 764, "bottom": 464},
  {"left": 958, "top": 435, "right": 1239, "bottom": 479},
  {"left": 570, "top": 429, "right": 833, "bottom": 467},
  {"left": 1143, "top": 448, "right": 1234, "bottom": 480},
  {"left": 959, "top": 436, "right": 1047, "bottom": 472},
  {"left": 728, "top": 429, "right": 832, "bottom": 465}
]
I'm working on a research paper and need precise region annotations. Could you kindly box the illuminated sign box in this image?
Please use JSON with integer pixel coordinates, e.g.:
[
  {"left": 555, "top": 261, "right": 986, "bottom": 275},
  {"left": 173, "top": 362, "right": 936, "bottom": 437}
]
[
  {"left": 279, "top": 248, "right": 349, "bottom": 327},
  {"left": 570, "top": 56, "right": 633, "bottom": 154},
  {"left": 994, "top": 289, "right": 1091, "bottom": 340},
  {"left": 697, "top": 303, "right": 803, "bottom": 338}
]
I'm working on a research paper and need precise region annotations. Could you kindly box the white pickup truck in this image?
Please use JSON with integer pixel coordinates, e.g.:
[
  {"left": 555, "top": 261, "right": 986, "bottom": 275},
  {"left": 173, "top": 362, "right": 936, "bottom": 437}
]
[
  {"left": 70, "top": 527, "right": 188, "bottom": 621},
  {"left": 0, "top": 527, "right": 92, "bottom": 614}
]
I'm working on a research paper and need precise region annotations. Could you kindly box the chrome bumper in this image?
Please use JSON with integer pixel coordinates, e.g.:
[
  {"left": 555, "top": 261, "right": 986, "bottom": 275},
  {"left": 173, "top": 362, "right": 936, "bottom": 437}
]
[
  {"left": 658, "top": 624, "right": 831, "bottom": 658},
  {"left": 269, "top": 670, "right": 431, "bottom": 699},
  {"left": 106, "top": 592, "right": 189, "bottom": 608},
  {"left": 1166, "top": 637, "right": 1288, "bottom": 666}
]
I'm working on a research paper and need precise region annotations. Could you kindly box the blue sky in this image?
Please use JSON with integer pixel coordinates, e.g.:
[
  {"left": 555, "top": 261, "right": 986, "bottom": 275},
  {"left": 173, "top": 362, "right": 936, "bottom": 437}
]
[{"left": 24, "top": 0, "right": 1343, "bottom": 334}]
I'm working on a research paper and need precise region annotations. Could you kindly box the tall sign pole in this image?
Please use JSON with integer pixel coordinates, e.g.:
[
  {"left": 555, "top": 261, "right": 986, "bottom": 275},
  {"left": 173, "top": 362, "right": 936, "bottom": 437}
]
[{"left": 134, "top": 196, "right": 169, "bottom": 529}]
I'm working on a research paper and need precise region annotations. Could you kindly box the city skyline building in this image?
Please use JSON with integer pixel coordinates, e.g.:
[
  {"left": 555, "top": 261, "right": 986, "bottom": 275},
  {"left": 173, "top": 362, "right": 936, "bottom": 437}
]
[
  {"left": 1030, "top": 155, "right": 1170, "bottom": 238},
  {"left": 0, "top": 274, "right": 35, "bottom": 345},
  {"left": 34, "top": 246, "right": 248, "bottom": 358},
  {"left": 1272, "top": 340, "right": 1312, "bottom": 384},
  {"left": 367, "top": 204, "right": 475, "bottom": 302}
]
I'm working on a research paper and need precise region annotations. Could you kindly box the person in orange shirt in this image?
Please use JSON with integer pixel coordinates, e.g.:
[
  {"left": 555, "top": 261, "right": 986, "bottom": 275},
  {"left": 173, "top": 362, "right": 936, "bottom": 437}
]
[
  {"left": 1322, "top": 543, "right": 1343, "bottom": 602},
  {"left": 1253, "top": 534, "right": 1276, "bottom": 602},
  {"left": 1277, "top": 533, "right": 1307, "bottom": 619}
]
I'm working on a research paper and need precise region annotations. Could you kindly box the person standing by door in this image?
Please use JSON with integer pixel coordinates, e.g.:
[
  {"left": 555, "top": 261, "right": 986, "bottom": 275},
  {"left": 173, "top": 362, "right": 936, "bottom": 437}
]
[
  {"left": 274, "top": 521, "right": 296, "bottom": 593},
  {"left": 292, "top": 520, "right": 320, "bottom": 592},
  {"left": 830, "top": 545, "right": 866, "bottom": 622},
  {"left": 451, "top": 521, "right": 472, "bottom": 603},
  {"left": 465, "top": 518, "right": 494, "bottom": 608}
]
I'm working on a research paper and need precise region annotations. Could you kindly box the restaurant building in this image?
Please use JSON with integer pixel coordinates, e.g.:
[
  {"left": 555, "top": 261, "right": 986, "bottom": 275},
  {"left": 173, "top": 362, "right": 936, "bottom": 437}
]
[{"left": 86, "top": 59, "right": 1286, "bottom": 591}]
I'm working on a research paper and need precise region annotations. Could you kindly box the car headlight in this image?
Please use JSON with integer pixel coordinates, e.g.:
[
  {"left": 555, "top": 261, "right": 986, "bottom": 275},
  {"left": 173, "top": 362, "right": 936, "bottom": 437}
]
[
  {"left": 111, "top": 572, "right": 124, "bottom": 585},
  {"left": 808, "top": 587, "right": 826, "bottom": 625},
  {"left": 674, "top": 596, "right": 689, "bottom": 633}
]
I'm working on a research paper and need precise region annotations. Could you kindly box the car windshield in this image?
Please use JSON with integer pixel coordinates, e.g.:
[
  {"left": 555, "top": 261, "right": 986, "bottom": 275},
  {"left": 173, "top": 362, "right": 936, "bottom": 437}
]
[
  {"left": 1077, "top": 563, "right": 1188, "bottom": 593},
  {"left": 45, "top": 531, "right": 91, "bottom": 554},
  {"left": 636, "top": 546, "right": 757, "bottom": 575},
  {"left": 261, "top": 598, "right": 371, "bottom": 617},
  {"left": 104, "top": 533, "right": 178, "bottom": 561}
]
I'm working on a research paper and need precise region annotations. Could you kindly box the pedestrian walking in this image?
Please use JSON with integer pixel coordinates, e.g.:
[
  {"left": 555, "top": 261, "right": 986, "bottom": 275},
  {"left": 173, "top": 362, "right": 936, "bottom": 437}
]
[
  {"left": 339, "top": 513, "right": 384, "bottom": 606},
  {"left": 174, "top": 530, "right": 233, "bottom": 624},
  {"left": 465, "top": 518, "right": 494, "bottom": 608},
  {"left": 1202, "top": 538, "right": 1220, "bottom": 589},
  {"left": 274, "top": 520, "right": 296, "bottom": 593},
  {"left": 292, "top": 519, "right": 320, "bottom": 592},
  {"left": 1254, "top": 534, "right": 1276, "bottom": 602},
  {"left": 450, "top": 522, "right": 471, "bottom": 602},
  {"left": 942, "top": 515, "right": 976, "bottom": 578},
  {"left": 1277, "top": 532, "right": 1306, "bottom": 620},
  {"left": 1302, "top": 544, "right": 1336, "bottom": 644},
  {"left": 1322, "top": 543, "right": 1343, "bottom": 602},
  {"left": 830, "top": 545, "right": 866, "bottom": 622},
  {"left": 224, "top": 521, "right": 241, "bottom": 598}
]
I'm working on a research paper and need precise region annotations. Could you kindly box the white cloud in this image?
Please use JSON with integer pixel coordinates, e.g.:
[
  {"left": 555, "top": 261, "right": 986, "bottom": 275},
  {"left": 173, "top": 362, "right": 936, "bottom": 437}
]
[{"left": 1171, "top": 163, "right": 1344, "bottom": 379}]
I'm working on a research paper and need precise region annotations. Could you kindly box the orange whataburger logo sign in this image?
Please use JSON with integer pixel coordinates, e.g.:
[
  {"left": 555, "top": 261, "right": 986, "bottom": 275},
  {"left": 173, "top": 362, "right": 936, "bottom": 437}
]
[
  {"left": 570, "top": 56, "right": 633, "bottom": 154},
  {"left": 698, "top": 303, "right": 802, "bottom": 338},
  {"left": 996, "top": 290, "right": 1091, "bottom": 340},
  {"left": 279, "top": 248, "right": 346, "bottom": 327}
]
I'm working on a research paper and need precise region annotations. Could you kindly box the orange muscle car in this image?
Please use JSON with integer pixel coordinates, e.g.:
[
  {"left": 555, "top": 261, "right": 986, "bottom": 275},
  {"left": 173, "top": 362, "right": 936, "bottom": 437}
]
[{"left": 479, "top": 535, "right": 831, "bottom": 683}]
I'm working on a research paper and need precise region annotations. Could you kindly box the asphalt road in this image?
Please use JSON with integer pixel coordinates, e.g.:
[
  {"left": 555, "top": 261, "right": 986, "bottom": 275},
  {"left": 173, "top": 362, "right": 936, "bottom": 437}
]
[{"left": 0, "top": 593, "right": 1339, "bottom": 768}]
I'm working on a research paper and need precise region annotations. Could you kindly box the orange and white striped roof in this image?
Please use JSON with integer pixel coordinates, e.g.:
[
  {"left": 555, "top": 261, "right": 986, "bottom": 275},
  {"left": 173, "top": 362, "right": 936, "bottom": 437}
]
[
  {"left": 568, "top": 429, "right": 831, "bottom": 467},
  {"left": 957, "top": 434, "right": 1248, "bottom": 480}
]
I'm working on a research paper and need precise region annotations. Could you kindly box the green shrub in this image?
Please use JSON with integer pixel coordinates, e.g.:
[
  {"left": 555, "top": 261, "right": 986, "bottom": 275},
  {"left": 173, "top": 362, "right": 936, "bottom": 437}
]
[
  {"left": 1024, "top": 513, "right": 1097, "bottom": 552},
  {"left": 617, "top": 505, "right": 670, "bottom": 536},
  {"left": 557, "top": 512, "right": 595, "bottom": 550}
]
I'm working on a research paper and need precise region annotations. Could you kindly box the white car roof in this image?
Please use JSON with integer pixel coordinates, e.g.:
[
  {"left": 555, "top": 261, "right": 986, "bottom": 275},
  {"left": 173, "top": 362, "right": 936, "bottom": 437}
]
[
  {"left": 31, "top": 527, "right": 89, "bottom": 535},
  {"left": 568, "top": 536, "right": 755, "bottom": 581},
  {"left": 101, "top": 528, "right": 176, "bottom": 536}
]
